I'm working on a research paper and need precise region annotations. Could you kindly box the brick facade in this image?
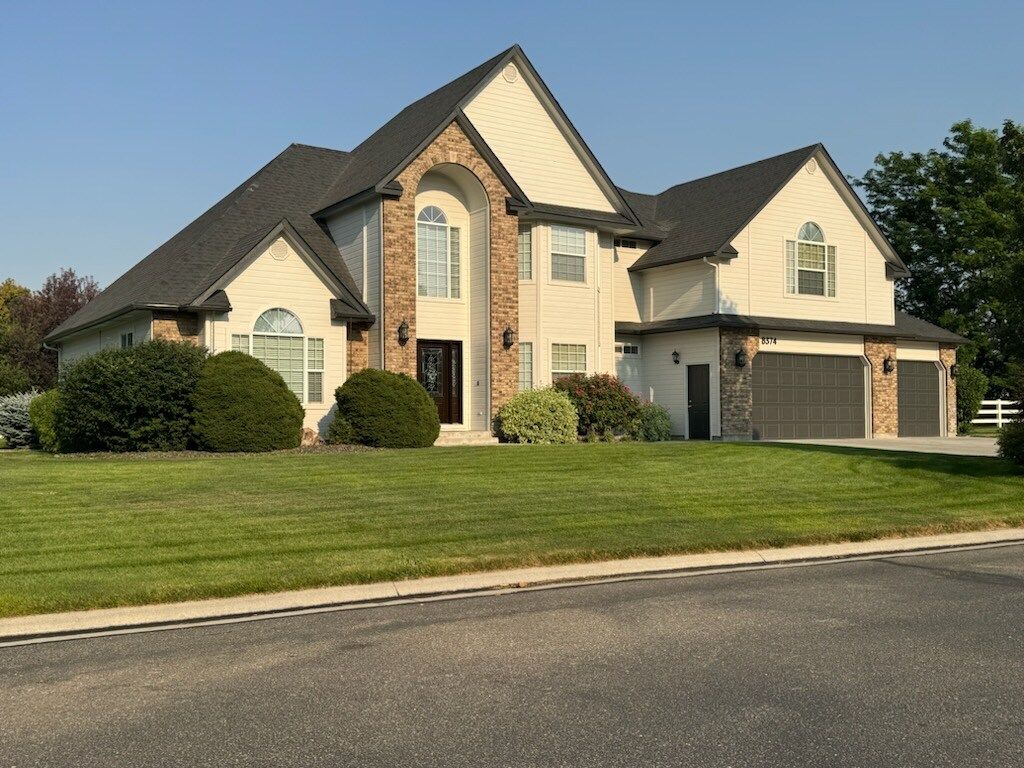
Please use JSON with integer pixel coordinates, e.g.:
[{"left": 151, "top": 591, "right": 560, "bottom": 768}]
[
  {"left": 151, "top": 311, "right": 199, "bottom": 344},
  {"left": 347, "top": 324, "right": 369, "bottom": 376},
  {"left": 864, "top": 337, "right": 898, "bottom": 437},
  {"left": 719, "top": 329, "right": 759, "bottom": 440},
  {"left": 940, "top": 344, "right": 958, "bottom": 435},
  {"left": 380, "top": 120, "right": 519, "bottom": 421}
]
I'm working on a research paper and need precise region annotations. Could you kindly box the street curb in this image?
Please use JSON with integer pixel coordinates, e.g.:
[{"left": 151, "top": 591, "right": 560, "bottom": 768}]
[{"left": 2, "top": 528, "right": 1023, "bottom": 646}]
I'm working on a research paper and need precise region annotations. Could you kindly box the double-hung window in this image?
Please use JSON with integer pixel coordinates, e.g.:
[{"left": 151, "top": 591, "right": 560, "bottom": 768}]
[
  {"left": 550, "top": 225, "right": 586, "bottom": 283},
  {"left": 551, "top": 343, "right": 586, "bottom": 380},
  {"left": 417, "top": 206, "right": 460, "bottom": 298},
  {"left": 518, "top": 223, "right": 532, "bottom": 280},
  {"left": 518, "top": 342, "right": 533, "bottom": 391},
  {"left": 786, "top": 222, "right": 836, "bottom": 297}
]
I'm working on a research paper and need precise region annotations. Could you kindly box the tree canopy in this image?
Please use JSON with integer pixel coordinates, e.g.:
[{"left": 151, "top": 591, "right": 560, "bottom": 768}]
[{"left": 855, "top": 119, "right": 1024, "bottom": 393}]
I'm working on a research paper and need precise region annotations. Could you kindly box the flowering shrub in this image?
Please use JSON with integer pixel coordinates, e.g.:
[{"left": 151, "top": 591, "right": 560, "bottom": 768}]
[{"left": 553, "top": 373, "right": 642, "bottom": 439}]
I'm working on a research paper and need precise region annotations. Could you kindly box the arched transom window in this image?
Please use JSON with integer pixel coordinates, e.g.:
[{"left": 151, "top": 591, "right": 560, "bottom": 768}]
[
  {"left": 417, "top": 205, "right": 461, "bottom": 299},
  {"left": 786, "top": 221, "right": 836, "bottom": 297},
  {"left": 230, "top": 308, "right": 324, "bottom": 405}
]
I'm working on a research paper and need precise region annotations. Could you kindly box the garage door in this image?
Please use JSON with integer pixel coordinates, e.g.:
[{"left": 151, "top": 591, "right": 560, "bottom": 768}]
[
  {"left": 752, "top": 353, "right": 866, "bottom": 440},
  {"left": 898, "top": 361, "right": 942, "bottom": 437}
]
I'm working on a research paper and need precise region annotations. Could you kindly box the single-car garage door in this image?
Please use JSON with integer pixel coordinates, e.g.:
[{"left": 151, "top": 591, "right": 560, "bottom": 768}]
[
  {"left": 898, "top": 361, "right": 942, "bottom": 437},
  {"left": 752, "top": 353, "right": 866, "bottom": 440}
]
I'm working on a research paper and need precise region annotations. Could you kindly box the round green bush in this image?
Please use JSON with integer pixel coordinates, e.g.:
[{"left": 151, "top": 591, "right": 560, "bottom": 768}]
[
  {"left": 955, "top": 364, "right": 988, "bottom": 434},
  {"left": 56, "top": 340, "right": 207, "bottom": 452},
  {"left": 495, "top": 388, "right": 578, "bottom": 444},
  {"left": 553, "top": 373, "right": 642, "bottom": 438},
  {"left": 335, "top": 368, "right": 440, "bottom": 448},
  {"left": 0, "top": 359, "right": 31, "bottom": 397},
  {"left": 325, "top": 413, "right": 355, "bottom": 445},
  {"left": 998, "top": 421, "right": 1024, "bottom": 468},
  {"left": 29, "top": 389, "right": 61, "bottom": 452},
  {"left": 633, "top": 402, "right": 672, "bottom": 442},
  {"left": 192, "top": 351, "right": 304, "bottom": 452}
]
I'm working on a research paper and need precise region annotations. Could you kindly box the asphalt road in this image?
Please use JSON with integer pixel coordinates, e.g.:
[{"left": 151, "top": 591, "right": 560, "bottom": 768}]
[{"left": 2, "top": 545, "right": 1023, "bottom": 767}]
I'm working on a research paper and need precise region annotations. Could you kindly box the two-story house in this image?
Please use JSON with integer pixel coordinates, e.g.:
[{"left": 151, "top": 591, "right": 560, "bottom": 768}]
[{"left": 46, "top": 45, "right": 963, "bottom": 441}]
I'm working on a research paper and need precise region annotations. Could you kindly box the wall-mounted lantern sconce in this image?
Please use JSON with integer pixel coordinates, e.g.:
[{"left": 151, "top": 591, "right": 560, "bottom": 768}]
[
  {"left": 671, "top": 350, "right": 680, "bottom": 365},
  {"left": 397, "top": 319, "right": 410, "bottom": 346},
  {"left": 735, "top": 349, "right": 749, "bottom": 368},
  {"left": 502, "top": 326, "right": 515, "bottom": 350},
  {"left": 950, "top": 363, "right": 959, "bottom": 379},
  {"left": 883, "top": 356, "right": 896, "bottom": 374}
]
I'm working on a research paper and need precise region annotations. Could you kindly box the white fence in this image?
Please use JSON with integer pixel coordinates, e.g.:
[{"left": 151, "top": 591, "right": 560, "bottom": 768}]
[{"left": 973, "top": 400, "right": 1021, "bottom": 428}]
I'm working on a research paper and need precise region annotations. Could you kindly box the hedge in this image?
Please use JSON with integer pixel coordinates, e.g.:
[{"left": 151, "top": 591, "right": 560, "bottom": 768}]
[
  {"left": 55, "top": 340, "right": 207, "bottom": 452},
  {"left": 495, "top": 388, "right": 578, "bottom": 444},
  {"left": 191, "top": 351, "right": 304, "bottom": 452},
  {"left": 335, "top": 369, "right": 439, "bottom": 448}
]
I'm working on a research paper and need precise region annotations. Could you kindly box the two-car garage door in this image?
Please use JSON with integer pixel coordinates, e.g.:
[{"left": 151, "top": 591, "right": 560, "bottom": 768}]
[{"left": 752, "top": 353, "right": 866, "bottom": 439}]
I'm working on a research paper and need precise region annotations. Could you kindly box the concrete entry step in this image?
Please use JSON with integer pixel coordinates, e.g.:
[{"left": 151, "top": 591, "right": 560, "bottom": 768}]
[{"left": 434, "top": 430, "right": 499, "bottom": 447}]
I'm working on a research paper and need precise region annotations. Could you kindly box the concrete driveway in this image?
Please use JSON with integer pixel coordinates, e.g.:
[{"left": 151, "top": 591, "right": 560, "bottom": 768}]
[{"left": 772, "top": 436, "right": 999, "bottom": 457}]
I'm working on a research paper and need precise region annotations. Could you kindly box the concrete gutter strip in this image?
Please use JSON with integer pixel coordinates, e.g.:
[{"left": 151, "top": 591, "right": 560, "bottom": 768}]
[{"left": 2, "top": 528, "right": 1022, "bottom": 645}]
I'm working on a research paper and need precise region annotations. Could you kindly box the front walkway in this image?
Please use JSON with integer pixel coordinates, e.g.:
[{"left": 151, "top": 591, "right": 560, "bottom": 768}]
[{"left": 772, "top": 436, "right": 999, "bottom": 457}]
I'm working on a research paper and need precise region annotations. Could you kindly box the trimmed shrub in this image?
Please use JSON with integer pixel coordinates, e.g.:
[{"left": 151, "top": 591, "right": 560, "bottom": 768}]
[
  {"left": 56, "top": 340, "right": 207, "bottom": 452},
  {"left": 29, "top": 389, "right": 61, "bottom": 452},
  {"left": 192, "top": 351, "right": 304, "bottom": 452},
  {"left": 0, "top": 390, "right": 38, "bottom": 448},
  {"left": 634, "top": 402, "right": 672, "bottom": 442},
  {"left": 325, "top": 413, "right": 356, "bottom": 445},
  {"left": 955, "top": 365, "right": 988, "bottom": 434},
  {"left": 335, "top": 368, "right": 439, "bottom": 448},
  {"left": 553, "top": 373, "right": 642, "bottom": 438},
  {"left": 495, "top": 388, "right": 578, "bottom": 444},
  {"left": 998, "top": 422, "right": 1024, "bottom": 467},
  {"left": 0, "top": 359, "right": 30, "bottom": 397}
]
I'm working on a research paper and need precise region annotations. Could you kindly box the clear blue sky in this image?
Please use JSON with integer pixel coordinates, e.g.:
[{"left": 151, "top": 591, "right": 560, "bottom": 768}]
[{"left": 2, "top": 0, "right": 1021, "bottom": 288}]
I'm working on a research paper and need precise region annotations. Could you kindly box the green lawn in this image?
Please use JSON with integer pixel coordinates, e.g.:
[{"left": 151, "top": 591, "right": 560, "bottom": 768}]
[{"left": 1, "top": 442, "right": 1022, "bottom": 618}]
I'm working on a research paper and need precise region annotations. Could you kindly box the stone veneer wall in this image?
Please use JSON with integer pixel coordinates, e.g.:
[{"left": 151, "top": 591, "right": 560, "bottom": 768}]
[
  {"left": 347, "top": 324, "right": 369, "bottom": 376},
  {"left": 719, "top": 329, "right": 759, "bottom": 440},
  {"left": 864, "top": 336, "right": 898, "bottom": 437},
  {"left": 151, "top": 311, "right": 199, "bottom": 344},
  {"left": 940, "top": 344, "right": 958, "bottom": 435},
  {"left": 380, "top": 120, "right": 519, "bottom": 419}
]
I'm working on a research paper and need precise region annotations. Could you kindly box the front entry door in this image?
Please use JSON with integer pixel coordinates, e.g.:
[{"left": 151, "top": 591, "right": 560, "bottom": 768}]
[
  {"left": 687, "top": 364, "right": 711, "bottom": 440},
  {"left": 417, "top": 340, "right": 462, "bottom": 424}
]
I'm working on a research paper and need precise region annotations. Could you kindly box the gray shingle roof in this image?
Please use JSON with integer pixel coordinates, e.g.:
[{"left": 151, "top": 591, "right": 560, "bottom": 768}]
[
  {"left": 615, "top": 310, "right": 966, "bottom": 344},
  {"left": 47, "top": 144, "right": 370, "bottom": 342}
]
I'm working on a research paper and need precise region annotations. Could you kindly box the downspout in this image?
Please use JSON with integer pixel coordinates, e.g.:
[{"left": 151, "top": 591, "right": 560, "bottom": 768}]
[{"left": 702, "top": 255, "right": 721, "bottom": 313}]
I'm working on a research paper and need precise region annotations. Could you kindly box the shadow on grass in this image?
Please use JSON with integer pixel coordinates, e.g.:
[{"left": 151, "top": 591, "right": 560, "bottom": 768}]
[{"left": 747, "top": 441, "right": 1022, "bottom": 480}]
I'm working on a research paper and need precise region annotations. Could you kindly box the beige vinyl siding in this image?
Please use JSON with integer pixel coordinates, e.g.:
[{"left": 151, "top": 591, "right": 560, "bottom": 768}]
[
  {"left": 205, "top": 236, "right": 347, "bottom": 433},
  {"left": 758, "top": 330, "right": 865, "bottom": 357},
  {"left": 641, "top": 328, "right": 721, "bottom": 437},
  {"left": 644, "top": 261, "right": 716, "bottom": 321},
  {"left": 58, "top": 311, "right": 152, "bottom": 366},
  {"left": 325, "top": 201, "right": 382, "bottom": 368},
  {"left": 463, "top": 67, "right": 616, "bottom": 212},
  {"left": 612, "top": 243, "right": 645, "bottom": 322},
  {"left": 614, "top": 335, "right": 644, "bottom": 395},
  {"left": 717, "top": 153, "right": 895, "bottom": 324},
  {"left": 518, "top": 224, "right": 613, "bottom": 387}
]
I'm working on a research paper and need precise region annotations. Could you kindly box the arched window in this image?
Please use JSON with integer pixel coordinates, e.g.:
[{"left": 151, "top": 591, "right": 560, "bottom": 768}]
[
  {"left": 786, "top": 221, "right": 836, "bottom": 297},
  {"left": 231, "top": 308, "right": 324, "bottom": 405},
  {"left": 417, "top": 205, "right": 461, "bottom": 298}
]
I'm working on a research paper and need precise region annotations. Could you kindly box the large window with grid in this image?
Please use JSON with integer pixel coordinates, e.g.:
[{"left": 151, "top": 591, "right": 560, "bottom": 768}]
[
  {"left": 518, "top": 223, "right": 532, "bottom": 280},
  {"left": 550, "top": 225, "right": 586, "bottom": 283},
  {"left": 234, "top": 309, "right": 323, "bottom": 404},
  {"left": 518, "top": 342, "right": 533, "bottom": 391},
  {"left": 417, "top": 205, "right": 460, "bottom": 298},
  {"left": 786, "top": 222, "right": 836, "bottom": 297},
  {"left": 551, "top": 343, "right": 586, "bottom": 380}
]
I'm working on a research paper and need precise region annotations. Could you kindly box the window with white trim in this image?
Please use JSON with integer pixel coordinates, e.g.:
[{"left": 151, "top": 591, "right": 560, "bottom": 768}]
[
  {"left": 551, "top": 343, "right": 586, "bottom": 379},
  {"left": 417, "top": 206, "right": 460, "bottom": 298},
  {"left": 120, "top": 332, "right": 133, "bottom": 348},
  {"left": 615, "top": 342, "right": 640, "bottom": 357},
  {"left": 550, "top": 225, "right": 586, "bottom": 282},
  {"left": 518, "top": 223, "right": 532, "bottom": 280},
  {"left": 235, "top": 309, "right": 324, "bottom": 405},
  {"left": 518, "top": 342, "right": 533, "bottom": 391},
  {"left": 786, "top": 222, "right": 836, "bottom": 297},
  {"left": 307, "top": 338, "right": 324, "bottom": 404}
]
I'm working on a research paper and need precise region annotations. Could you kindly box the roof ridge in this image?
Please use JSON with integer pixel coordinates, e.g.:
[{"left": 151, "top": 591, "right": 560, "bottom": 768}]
[
  {"left": 654, "top": 143, "right": 822, "bottom": 197},
  {"left": 288, "top": 142, "right": 352, "bottom": 156}
]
